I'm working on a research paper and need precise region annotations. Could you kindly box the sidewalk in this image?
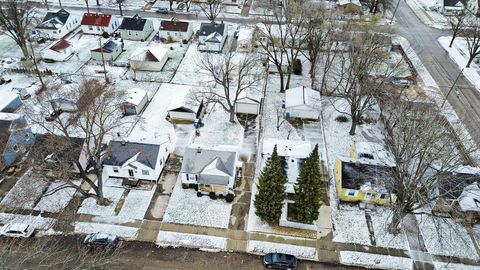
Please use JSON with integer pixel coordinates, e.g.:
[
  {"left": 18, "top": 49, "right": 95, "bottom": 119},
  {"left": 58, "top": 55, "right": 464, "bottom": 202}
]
[{"left": 403, "top": 0, "right": 449, "bottom": 29}]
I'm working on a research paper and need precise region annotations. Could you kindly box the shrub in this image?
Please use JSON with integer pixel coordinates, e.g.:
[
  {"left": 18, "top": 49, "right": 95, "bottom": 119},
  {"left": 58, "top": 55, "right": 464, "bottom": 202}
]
[
  {"left": 181, "top": 183, "right": 189, "bottom": 189},
  {"left": 209, "top": 192, "right": 217, "bottom": 200},
  {"left": 335, "top": 115, "right": 349, "bottom": 122},
  {"left": 196, "top": 192, "right": 202, "bottom": 197},
  {"left": 226, "top": 194, "right": 235, "bottom": 203},
  {"left": 292, "top": 59, "right": 302, "bottom": 75},
  {"left": 102, "top": 31, "right": 110, "bottom": 39}
]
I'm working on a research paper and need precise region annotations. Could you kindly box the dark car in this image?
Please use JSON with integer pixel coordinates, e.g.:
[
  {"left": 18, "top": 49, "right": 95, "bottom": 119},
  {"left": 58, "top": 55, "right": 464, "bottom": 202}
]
[
  {"left": 263, "top": 253, "right": 297, "bottom": 269},
  {"left": 84, "top": 233, "right": 119, "bottom": 248},
  {"left": 156, "top": 7, "right": 169, "bottom": 14}
]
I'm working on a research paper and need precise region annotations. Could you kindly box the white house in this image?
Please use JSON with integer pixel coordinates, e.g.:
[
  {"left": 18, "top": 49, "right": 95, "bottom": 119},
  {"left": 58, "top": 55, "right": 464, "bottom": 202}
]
[
  {"left": 236, "top": 27, "right": 254, "bottom": 53},
  {"left": 262, "top": 139, "right": 313, "bottom": 194},
  {"left": 119, "top": 14, "right": 154, "bottom": 41},
  {"left": 129, "top": 47, "right": 168, "bottom": 72},
  {"left": 81, "top": 13, "right": 119, "bottom": 35},
  {"left": 197, "top": 22, "right": 227, "bottom": 52},
  {"left": 102, "top": 140, "right": 171, "bottom": 182},
  {"left": 122, "top": 88, "right": 148, "bottom": 115},
  {"left": 167, "top": 87, "right": 204, "bottom": 121},
  {"left": 180, "top": 146, "right": 238, "bottom": 198},
  {"left": 159, "top": 19, "right": 192, "bottom": 42},
  {"left": 468, "top": 0, "right": 480, "bottom": 16},
  {"left": 35, "top": 9, "right": 80, "bottom": 39},
  {"left": 235, "top": 90, "right": 261, "bottom": 115},
  {"left": 90, "top": 39, "right": 122, "bottom": 61},
  {"left": 41, "top": 39, "right": 74, "bottom": 62},
  {"left": 284, "top": 86, "right": 321, "bottom": 120}
]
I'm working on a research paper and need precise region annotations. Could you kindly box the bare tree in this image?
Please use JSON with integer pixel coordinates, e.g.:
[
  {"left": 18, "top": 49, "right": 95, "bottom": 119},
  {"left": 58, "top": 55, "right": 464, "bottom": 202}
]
[
  {"left": 465, "top": 17, "right": 480, "bottom": 68},
  {"left": 258, "top": 2, "right": 309, "bottom": 92},
  {"left": 117, "top": 0, "right": 124, "bottom": 16},
  {"left": 379, "top": 94, "right": 476, "bottom": 234},
  {"left": 331, "top": 25, "right": 399, "bottom": 135},
  {"left": 25, "top": 79, "right": 132, "bottom": 204},
  {"left": 199, "top": 0, "right": 223, "bottom": 22},
  {"left": 197, "top": 51, "right": 263, "bottom": 122},
  {"left": 0, "top": 0, "right": 36, "bottom": 59},
  {"left": 448, "top": 11, "right": 467, "bottom": 48}
]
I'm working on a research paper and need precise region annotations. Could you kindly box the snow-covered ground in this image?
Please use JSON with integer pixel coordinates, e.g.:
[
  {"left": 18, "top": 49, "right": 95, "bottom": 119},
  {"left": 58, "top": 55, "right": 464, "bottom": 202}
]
[
  {"left": 404, "top": 0, "right": 449, "bottom": 29},
  {"left": 370, "top": 209, "right": 408, "bottom": 250},
  {"left": 77, "top": 179, "right": 125, "bottom": 216},
  {"left": 340, "top": 251, "right": 413, "bottom": 270},
  {"left": 163, "top": 176, "right": 232, "bottom": 229},
  {"left": 0, "top": 213, "right": 56, "bottom": 230},
  {"left": 0, "top": 171, "right": 49, "bottom": 210},
  {"left": 247, "top": 240, "right": 317, "bottom": 260},
  {"left": 332, "top": 205, "right": 371, "bottom": 246},
  {"left": 117, "top": 187, "right": 156, "bottom": 220},
  {"left": 34, "top": 180, "right": 81, "bottom": 213},
  {"left": 438, "top": 36, "right": 480, "bottom": 91},
  {"left": 434, "top": 262, "right": 480, "bottom": 270},
  {"left": 74, "top": 222, "right": 138, "bottom": 239},
  {"left": 156, "top": 231, "right": 227, "bottom": 250},
  {"left": 416, "top": 215, "right": 479, "bottom": 260}
]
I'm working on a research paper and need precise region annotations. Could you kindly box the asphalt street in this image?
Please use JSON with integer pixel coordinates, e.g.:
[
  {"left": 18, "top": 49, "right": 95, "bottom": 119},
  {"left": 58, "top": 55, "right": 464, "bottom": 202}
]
[{"left": 392, "top": 1, "right": 480, "bottom": 147}]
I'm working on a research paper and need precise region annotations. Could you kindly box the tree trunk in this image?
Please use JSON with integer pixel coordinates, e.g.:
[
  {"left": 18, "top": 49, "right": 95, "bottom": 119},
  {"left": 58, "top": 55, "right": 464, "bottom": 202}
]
[
  {"left": 96, "top": 0, "right": 100, "bottom": 6},
  {"left": 388, "top": 210, "right": 403, "bottom": 235},
  {"left": 466, "top": 55, "right": 475, "bottom": 68},
  {"left": 229, "top": 110, "right": 235, "bottom": 122},
  {"left": 279, "top": 72, "right": 285, "bottom": 93},
  {"left": 45, "top": 0, "right": 49, "bottom": 9},
  {"left": 449, "top": 34, "right": 456, "bottom": 48},
  {"left": 118, "top": 2, "right": 123, "bottom": 16},
  {"left": 310, "top": 62, "right": 317, "bottom": 89},
  {"left": 285, "top": 72, "right": 292, "bottom": 90},
  {"left": 349, "top": 115, "right": 358, "bottom": 135},
  {"left": 86, "top": 0, "right": 90, "bottom": 12},
  {"left": 169, "top": 0, "right": 173, "bottom": 10},
  {"left": 20, "top": 43, "right": 30, "bottom": 59}
]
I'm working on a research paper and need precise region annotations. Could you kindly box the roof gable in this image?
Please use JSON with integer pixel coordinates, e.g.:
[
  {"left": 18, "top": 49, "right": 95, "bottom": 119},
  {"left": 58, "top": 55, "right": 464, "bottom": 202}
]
[
  {"left": 181, "top": 147, "right": 236, "bottom": 176},
  {"left": 49, "top": 39, "right": 72, "bottom": 53},
  {"left": 91, "top": 39, "right": 119, "bottom": 53},
  {"left": 160, "top": 20, "right": 189, "bottom": 32},
  {"left": 103, "top": 141, "right": 164, "bottom": 169},
  {"left": 201, "top": 157, "right": 231, "bottom": 176},
  {"left": 198, "top": 22, "right": 225, "bottom": 37},
  {"left": 81, "top": 13, "right": 112, "bottom": 27}
]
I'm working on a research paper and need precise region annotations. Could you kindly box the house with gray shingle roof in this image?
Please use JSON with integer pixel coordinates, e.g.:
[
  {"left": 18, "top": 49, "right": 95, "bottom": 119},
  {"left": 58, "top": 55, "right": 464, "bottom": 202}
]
[
  {"left": 35, "top": 9, "right": 80, "bottom": 39},
  {"left": 102, "top": 140, "right": 171, "bottom": 182},
  {"left": 181, "top": 147, "right": 238, "bottom": 199},
  {"left": 197, "top": 22, "right": 228, "bottom": 52},
  {"left": 119, "top": 14, "right": 154, "bottom": 41}
]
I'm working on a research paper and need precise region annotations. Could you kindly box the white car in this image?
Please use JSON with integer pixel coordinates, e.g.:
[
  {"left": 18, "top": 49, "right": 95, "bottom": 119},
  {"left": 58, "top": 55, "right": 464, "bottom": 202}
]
[{"left": 0, "top": 223, "right": 35, "bottom": 238}]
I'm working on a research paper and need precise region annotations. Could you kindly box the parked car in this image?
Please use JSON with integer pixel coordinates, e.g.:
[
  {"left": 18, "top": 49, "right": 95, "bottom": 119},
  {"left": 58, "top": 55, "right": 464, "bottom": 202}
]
[
  {"left": 263, "top": 253, "right": 297, "bottom": 269},
  {"left": 84, "top": 233, "right": 119, "bottom": 248},
  {"left": 390, "top": 79, "right": 411, "bottom": 87},
  {"left": 0, "top": 223, "right": 35, "bottom": 238},
  {"left": 156, "top": 7, "right": 169, "bottom": 14}
]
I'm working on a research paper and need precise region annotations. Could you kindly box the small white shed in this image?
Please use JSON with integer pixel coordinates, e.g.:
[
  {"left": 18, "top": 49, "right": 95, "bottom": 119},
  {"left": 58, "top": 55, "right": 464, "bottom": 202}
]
[
  {"left": 235, "top": 91, "right": 261, "bottom": 115},
  {"left": 122, "top": 88, "right": 148, "bottom": 115},
  {"left": 41, "top": 39, "right": 74, "bottom": 62},
  {"left": 284, "top": 86, "right": 320, "bottom": 120},
  {"left": 236, "top": 27, "right": 254, "bottom": 53},
  {"left": 129, "top": 47, "right": 169, "bottom": 72},
  {"left": 167, "top": 86, "right": 203, "bottom": 121}
]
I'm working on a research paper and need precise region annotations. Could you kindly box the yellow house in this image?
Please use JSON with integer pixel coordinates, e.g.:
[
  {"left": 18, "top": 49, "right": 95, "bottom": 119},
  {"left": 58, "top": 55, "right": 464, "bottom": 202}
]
[{"left": 334, "top": 157, "right": 397, "bottom": 205}]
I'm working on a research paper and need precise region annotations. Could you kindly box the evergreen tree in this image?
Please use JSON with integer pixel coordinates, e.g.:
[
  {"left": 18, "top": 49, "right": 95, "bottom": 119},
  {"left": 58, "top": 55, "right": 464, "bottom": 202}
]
[
  {"left": 293, "top": 144, "right": 323, "bottom": 224},
  {"left": 254, "top": 145, "right": 287, "bottom": 223}
]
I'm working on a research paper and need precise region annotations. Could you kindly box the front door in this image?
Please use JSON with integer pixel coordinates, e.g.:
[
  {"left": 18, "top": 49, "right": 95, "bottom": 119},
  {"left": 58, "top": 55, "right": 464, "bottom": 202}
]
[
  {"left": 128, "top": 169, "right": 134, "bottom": 177},
  {"left": 364, "top": 192, "right": 372, "bottom": 201}
]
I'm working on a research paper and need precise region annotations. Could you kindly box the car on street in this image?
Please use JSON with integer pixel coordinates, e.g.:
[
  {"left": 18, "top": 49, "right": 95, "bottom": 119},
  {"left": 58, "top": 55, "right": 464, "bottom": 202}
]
[
  {"left": 84, "top": 233, "right": 119, "bottom": 248},
  {"left": 263, "top": 252, "right": 297, "bottom": 269},
  {"left": 156, "top": 7, "right": 169, "bottom": 14},
  {"left": 390, "top": 79, "right": 411, "bottom": 87},
  {"left": 0, "top": 223, "right": 35, "bottom": 238}
]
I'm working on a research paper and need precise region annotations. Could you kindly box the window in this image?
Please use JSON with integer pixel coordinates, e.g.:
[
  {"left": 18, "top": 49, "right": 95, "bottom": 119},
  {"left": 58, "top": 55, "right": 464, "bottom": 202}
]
[
  {"left": 113, "top": 167, "right": 119, "bottom": 173},
  {"left": 88, "top": 26, "right": 93, "bottom": 30},
  {"left": 58, "top": 29, "right": 61, "bottom": 33},
  {"left": 347, "top": 190, "right": 356, "bottom": 197},
  {"left": 379, "top": 193, "right": 388, "bottom": 200},
  {"left": 97, "top": 26, "right": 100, "bottom": 31},
  {"left": 128, "top": 169, "right": 134, "bottom": 177},
  {"left": 160, "top": 160, "right": 163, "bottom": 165},
  {"left": 186, "top": 174, "right": 189, "bottom": 181},
  {"left": 129, "top": 31, "right": 131, "bottom": 35},
  {"left": 142, "top": 170, "right": 149, "bottom": 175},
  {"left": 12, "top": 144, "right": 19, "bottom": 152}
]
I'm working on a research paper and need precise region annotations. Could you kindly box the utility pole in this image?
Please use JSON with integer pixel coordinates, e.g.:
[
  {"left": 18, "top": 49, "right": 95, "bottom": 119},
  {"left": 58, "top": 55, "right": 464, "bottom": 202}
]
[
  {"left": 85, "top": 0, "right": 90, "bottom": 12},
  {"left": 390, "top": 0, "right": 401, "bottom": 25},
  {"left": 441, "top": 68, "right": 464, "bottom": 108}
]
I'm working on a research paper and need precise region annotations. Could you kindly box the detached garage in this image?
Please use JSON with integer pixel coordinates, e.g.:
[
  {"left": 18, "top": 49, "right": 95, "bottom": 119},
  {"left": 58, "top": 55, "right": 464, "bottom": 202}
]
[
  {"left": 235, "top": 91, "right": 261, "bottom": 115},
  {"left": 285, "top": 86, "right": 320, "bottom": 120},
  {"left": 122, "top": 88, "right": 148, "bottom": 115},
  {"left": 167, "top": 87, "right": 203, "bottom": 122}
]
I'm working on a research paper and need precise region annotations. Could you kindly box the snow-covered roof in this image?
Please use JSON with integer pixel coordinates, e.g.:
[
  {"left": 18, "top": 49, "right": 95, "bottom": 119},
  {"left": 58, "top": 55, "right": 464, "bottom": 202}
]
[
  {"left": 129, "top": 47, "right": 169, "bottom": 62},
  {"left": 0, "top": 112, "right": 21, "bottom": 121},
  {"left": 353, "top": 142, "right": 395, "bottom": 166},
  {"left": 167, "top": 86, "right": 199, "bottom": 113},
  {"left": 453, "top": 165, "right": 480, "bottom": 175},
  {"left": 124, "top": 88, "right": 147, "bottom": 106},
  {"left": 338, "top": 0, "right": 361, "bottom": 6},
  {"left": 237, "top": 89, "right": 261, "bottom": 104},
  {"left": 458, "top": 182, "right": 480, "bottom": 212},
  {"left": 262, "top": 138, "right": 312, "bottom": 158},
  {"left": 285, "top": 86, "right": 320, "bottom": 110},
  {"left": 205, "top": 32, "right": 223, "bottom": 43},
  {"left": 237, "top": 27, "right": 254, "bottom": 42},
  {"left": 0, "top": 91, "right": 20, "bottom": 111}
]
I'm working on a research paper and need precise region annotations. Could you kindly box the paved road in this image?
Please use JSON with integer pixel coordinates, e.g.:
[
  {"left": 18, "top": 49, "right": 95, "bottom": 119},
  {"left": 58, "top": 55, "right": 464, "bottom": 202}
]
[
  {"left": 393, "top": 1, "right": 480, "bottom": 147},
  {"left": 0, "top": 235, "right": 356, "bottom": 270}
]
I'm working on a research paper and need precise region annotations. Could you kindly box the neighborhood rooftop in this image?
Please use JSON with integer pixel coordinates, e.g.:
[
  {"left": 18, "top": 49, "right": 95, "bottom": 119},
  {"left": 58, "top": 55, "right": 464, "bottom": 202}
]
[{"left": 103, "top": 141, "right": 164, "bottom": 169}]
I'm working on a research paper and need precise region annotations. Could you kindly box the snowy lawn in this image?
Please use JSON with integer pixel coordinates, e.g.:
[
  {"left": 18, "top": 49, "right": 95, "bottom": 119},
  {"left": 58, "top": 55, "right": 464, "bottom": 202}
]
[
  {"left": 247, "top": 240, "right": 317, "bottom": 260},
  {"left": 0, "top": 213, "right": 56, "bottom": 230},
  {"left": 416, "top": 215, "right": 479, "bottom": 260},
  {"left": 370, "top": 208, "right": 408, "bottom": 250},
  {"left": 156, "top": 231, "right": 227, "bottom": 250},
  {"left": 117, "top": 187, "right": 156, "bottom": 220},
  {"left": 340, "top": 251, "right": 413, "bottom": 270},
  {"left": 0, "top": 171, "right": 49, "bottom": 210},
  {"left": 163, "top": 176, "right": 232, "bottom": 229},
  {"left": 34, "top": 180, "right": 81, "bottom": 213},
  {"left": 77, "top": 179, "right": 126, "bottom": 216},
  {"left": 112, "top": 80, "right": 161, "bottom": 100},
  {"left": 332, "top": 205, "right": 371, "bottom": 246},
  {"left": 170, "top": 42, "right": 211, "bottom": 86},
  {"left": 74, "top": 222, "right": 138, "bottom": 239}
]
